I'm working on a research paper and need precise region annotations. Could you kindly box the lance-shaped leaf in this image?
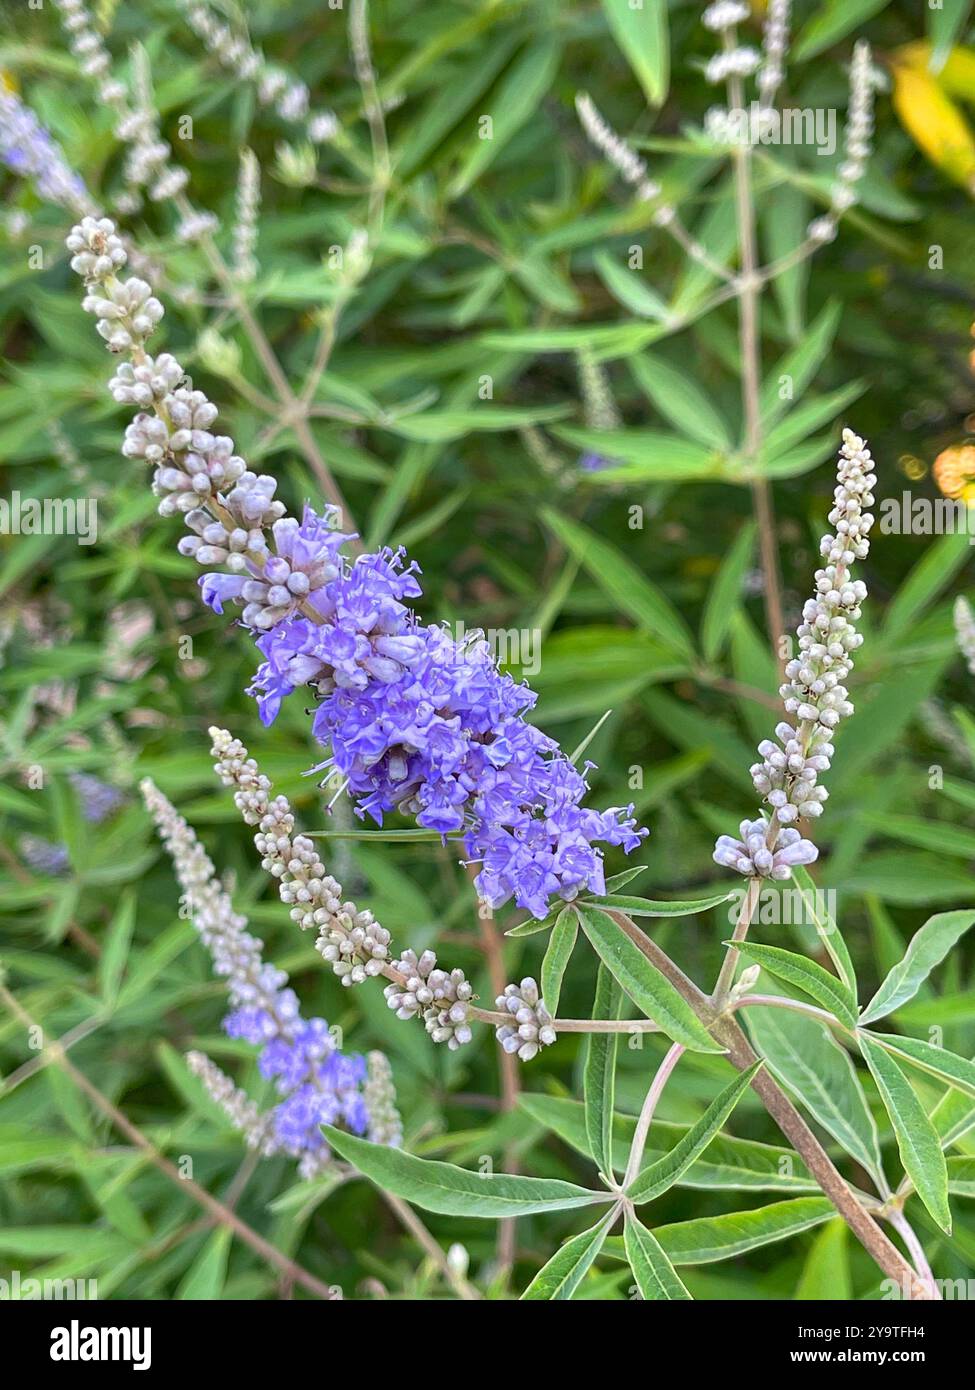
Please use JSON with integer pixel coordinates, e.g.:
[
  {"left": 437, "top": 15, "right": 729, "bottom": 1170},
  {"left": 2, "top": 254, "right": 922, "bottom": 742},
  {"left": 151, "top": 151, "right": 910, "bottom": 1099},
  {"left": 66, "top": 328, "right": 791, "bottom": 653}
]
[
  {"left": 600, "top": 0, "right": 669, "bottom": 108},
  {"left": 857, "top": 1033, "right": 951, "bottom": 1233},
  {"left": 628, "top": 1062, "right": 763, "bottom": 1203},
  {"left": 732, "top": 941, "right": 858, "bottom": 1027},
  {"left": 858, "top": 911, "right": 975, "bottom": 1026},
  {"left": 521, "top": 1207, "right": 617, "bottom": 1300},
  {"left": 744, "top": 1005, "right": 884, "bottom": 1185},
  {"left": 541, "top": 509, "right": 695, "bottom": 659},
  {"left": 867, "top": 1033, "right": 975, "bottom": 1102},
  {"left": 321, "top": 1126, "right": 609, "bottom": 1218},
  {"left": 624, "top": 1212, "right": 692, "bottom": 1300},
  {"left": 541, "top": 907, "right": 578, "bottom": 1018},
  {"left": 585, "top": 889, "right": 736, "bottom": 918},
  {"left": 577, "top": 904, "right": 723, "bottom": 1053},
  {"left": 608, "top": 1197, "right": 834, "bottom": 1265},
  {"left": 791, "top": 865, "right": 857, "bottom": 1000},
  {"left": 518, "top": 1093, "right": 817, "bottom": 1192},
  {"left": 584, "top": 965, "right": 623, "bottom": 1180}
]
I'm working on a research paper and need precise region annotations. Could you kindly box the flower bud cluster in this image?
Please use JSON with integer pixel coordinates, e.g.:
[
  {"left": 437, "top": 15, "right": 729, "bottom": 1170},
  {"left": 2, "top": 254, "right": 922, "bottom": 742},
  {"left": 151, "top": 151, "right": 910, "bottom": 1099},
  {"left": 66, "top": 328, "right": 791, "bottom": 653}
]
[
  {"left": 714, "top": 429, "right": 876, "bottom": 878},
  {"left": 757, "top": 0, "right": 791, "bottom": 108},
  {"left": 955, "top": 596, "right": 975, "bottom": 676},
  {"left": 208, "top": 727, "right": 394, "bottom": 987},
  {"left": 185, "top": 2, "right": 338, "bottom": 145},
  {"left": 364, "top": 1052, "right": 403, "bottom": 1148},
  {"left": 494, "top": 978, "right": 557, "bottom": 1062},
  {"left": 186, "top": 1050, "right": 279, "bottom": 1155},
  {"left": 384, "top": 949, "right": 474, "bottom": 1050},
  {"left": 808, "top": 42, "right": 875, "bottom": 244}
]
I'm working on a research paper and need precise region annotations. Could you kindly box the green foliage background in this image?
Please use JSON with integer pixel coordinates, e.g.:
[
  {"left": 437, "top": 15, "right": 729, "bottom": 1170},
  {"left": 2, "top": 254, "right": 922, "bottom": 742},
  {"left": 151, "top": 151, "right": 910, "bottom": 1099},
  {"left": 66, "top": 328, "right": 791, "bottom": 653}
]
[{"left": 1, "top": 0, "right": 974, "bottom": 1300}]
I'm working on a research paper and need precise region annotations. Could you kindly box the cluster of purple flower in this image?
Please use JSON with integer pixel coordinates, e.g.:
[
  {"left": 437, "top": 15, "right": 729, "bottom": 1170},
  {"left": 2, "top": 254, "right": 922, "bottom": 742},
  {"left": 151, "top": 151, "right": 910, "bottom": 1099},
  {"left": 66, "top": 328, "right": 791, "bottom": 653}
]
[
  {"left": 199, "top": 508, "right": 646, "bottom": 920},
  {"left": 225, "top": 1008, "right": 367, "bottom": 1157},
  {"left": 141, "top": 778, "right": 368, "bottom": 1175},
  {"left": 0, "top": 86, "right": 89, "bottom": 212}
]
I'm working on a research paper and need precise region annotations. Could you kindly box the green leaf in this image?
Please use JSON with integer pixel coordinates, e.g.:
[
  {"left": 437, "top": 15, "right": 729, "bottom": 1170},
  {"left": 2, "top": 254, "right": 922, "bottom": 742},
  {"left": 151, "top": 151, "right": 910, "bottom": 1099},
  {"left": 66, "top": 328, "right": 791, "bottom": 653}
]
[
  {"left": 858, "top": 911, "right": 975, "bottom": 1025},
  {"left": 177, "top": 1228, "right": 231, "bottom": 1300},
  {"left": 794, "top": 0, "right": 889, "bottom": 63},
  {"left": 594, "top": 251, "right": 670, "bottom": 321},
  {"left": 603, "top": 866, "right": 649, "bottom": 893},
  {"left": 760, "top": 182, "right": 808, "bottom": 341},
  {"left": 744, "top": 1005, "right": 883, "bottom": 1182},
  {"left": 795, "top": 1219, "right": 851, "bottom": 1300},
  {"left": 518, "top": 1093, "right": 818, "bottom": 1192},
  {"left": 624, "top": 1197, "right": 835, "bottom": 1265},
  {"left": 883, "top": 532, "right": 972, "bottom": 640},
  {"left": 624, "top": 1212, "right": 692, "bottom": 1299},
  {"left": 97, "top": 889, "right": 136, "bottom": 1011},
  {"left": 629, "top": 353, "right": 731, "bottom": 449},
  {"left": 862, "top": 813, "right": 975, "bottom": 861},
  {"left": 576, "top": 904, "right": 724, "bottom": 1053},
  {"left": 628, "top": 1062, "right": 763, "bottom": 1203},
  {"left": 600, "top": 0, "right": 669, "bottom": 107},
  {"left": 448, "top": 39, "right": 561, "bottom": 196},
  {"left": 947, "top": 1156, "right": 975, "bottom": 1196},
  {"left": 584, "top": 965, "right": 624, "bottom": 1181},
  {"left": 521, "top": 1208, "right": 617, "bottom": 1300},
  {"left": 732, "top": 942, "right": 858, "bottom": 1027},
  {"left": 321, "top": 1126, "right": 609, "bottom": 1218},
  {"left": 929, "top": 0, "right": 973, "bottom": 72},
  {"left": 760, "top": 301, "right": 841, "bottom": 427},
  {"left": 553, "top": 426, "right": 720, "bottom": 482},
  {"left": 700, "top": 520, "right": 757, "bottom": 662},
  {"left": 791, "top": 866, "right": 857, "bottom": 1000},
  {"left": 540, "top": 509, "right": 696, "bottom": 658},
  {"left": 541, "top": 907, "right": 578, "bottom": 1018},
  {"left": 762, "top": 382, "right": 866, "bottom": 459},
  {"left": 584, "top": 890, "right": 736, "bottom": 918},
  {"left": 868, "top": 1033, "right": 975, "bottom": 1102},
  {"left": 857, "top": 1033, "right": 951, "bottom": 1233}
]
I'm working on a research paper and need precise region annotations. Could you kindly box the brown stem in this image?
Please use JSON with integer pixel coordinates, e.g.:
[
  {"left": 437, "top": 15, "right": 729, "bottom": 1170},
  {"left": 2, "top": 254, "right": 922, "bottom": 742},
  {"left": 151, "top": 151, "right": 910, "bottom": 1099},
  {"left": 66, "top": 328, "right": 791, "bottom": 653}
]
[
  {"left": 727, "top": 53, "right": 784, "bottom": 658},
  {"left": 606, "top": 913, "right": 935, "bottom": 1299}
]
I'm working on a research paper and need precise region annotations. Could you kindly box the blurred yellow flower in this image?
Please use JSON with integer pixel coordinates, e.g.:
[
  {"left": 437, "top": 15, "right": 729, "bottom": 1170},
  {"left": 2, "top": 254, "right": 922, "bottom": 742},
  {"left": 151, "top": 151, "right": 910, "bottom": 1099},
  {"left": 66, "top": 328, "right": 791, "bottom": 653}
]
[
  {"left": 933, "top": 444, "right": 975, "bottom": 502},
  {"left": 889, "top": 49, "right": 975, "bottom": 194}
]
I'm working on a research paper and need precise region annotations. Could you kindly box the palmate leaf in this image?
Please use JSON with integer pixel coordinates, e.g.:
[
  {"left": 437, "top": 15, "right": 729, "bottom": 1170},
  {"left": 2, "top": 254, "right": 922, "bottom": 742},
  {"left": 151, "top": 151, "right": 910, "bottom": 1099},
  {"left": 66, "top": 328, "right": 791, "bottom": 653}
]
[
  {"left": 321, "top": 1127, "right": 610, "bottom": 1218},
  {"left": 744, "top": 1005, "right": 884, "bottom": 1184},
  {"left": 624, "top": 1212, "right": 692, "bottom": 1300},
  {"left": 576, "top": 904, "right": 723, "bottom": 1053},
  {"left": 521, "top": 1208, "right": 618, "bottom": 1301},
  {"left": 857, "top": 1034, "right": 951, "bottom": 1234},
  {"left": 583, "top": 965, "right": 624, "bottom": 1181},
  {"left": 858, "top": 911, "right": 975, "bottom": 1025},
  {"left": 517, "top": 1093, "right": 817, "bottom": 1193},
  {"left": 732, "top": 941, "right": 858, "bottom": 1027},
  {"left": 627, "top": 1062, "right": 763, "bottom": 1203}
]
